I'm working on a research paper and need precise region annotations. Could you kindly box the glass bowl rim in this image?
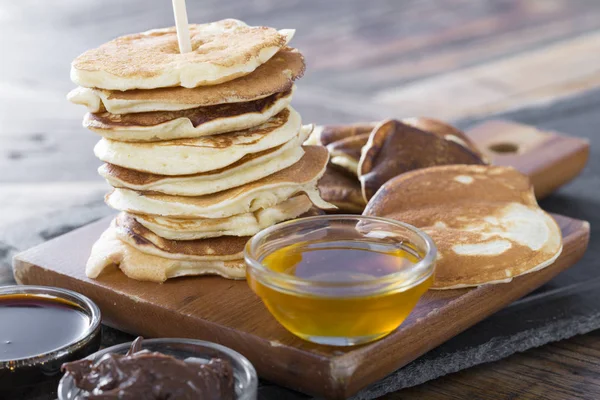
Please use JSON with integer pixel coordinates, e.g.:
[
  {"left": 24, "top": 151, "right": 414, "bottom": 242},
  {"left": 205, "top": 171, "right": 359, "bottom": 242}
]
[
  {"left": 0, "top": 285, "right": 102, "bottom": 366},
  {"left": 244, "top": 214, "right": 437, "bottom": 295},
  {"left": 58, "top": 337, "right": 258, "bottom": 399}
]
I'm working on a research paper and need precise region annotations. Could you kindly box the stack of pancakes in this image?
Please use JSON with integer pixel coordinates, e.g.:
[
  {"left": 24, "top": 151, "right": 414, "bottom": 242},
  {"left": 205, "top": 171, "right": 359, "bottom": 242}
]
[{"left": 68, "top": 19, "right": 333, "bottom": 282}]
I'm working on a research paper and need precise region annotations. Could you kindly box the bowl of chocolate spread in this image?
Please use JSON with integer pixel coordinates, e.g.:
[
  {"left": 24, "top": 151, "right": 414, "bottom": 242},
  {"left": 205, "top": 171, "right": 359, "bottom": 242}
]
[{"left": 58, "top": 336, "right": 257, "bottom": 400}]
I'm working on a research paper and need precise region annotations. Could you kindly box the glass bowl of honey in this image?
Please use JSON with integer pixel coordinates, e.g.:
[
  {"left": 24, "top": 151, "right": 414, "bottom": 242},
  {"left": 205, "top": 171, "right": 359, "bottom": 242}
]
[{"left": 245, "top": 215, "right": 436, "bottom": 346}]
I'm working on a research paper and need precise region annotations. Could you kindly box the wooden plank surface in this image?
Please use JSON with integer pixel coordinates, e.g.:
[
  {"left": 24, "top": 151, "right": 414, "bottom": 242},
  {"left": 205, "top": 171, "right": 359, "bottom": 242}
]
[
  {"left": 2, "top": 1, "right": 600, "bottom": 399},
  {"left": 3, "top": 0, "right": 600, "bottom": 185},
  {"left": 395, "top": 329, "right": 600, "bottom": 400},
  {"left": 467, "top": 120, "right": 590, "bottom": 198},
  {"left": 12, "top": 213, "right": 589, "bottom": 399},
  {"left": 372, "top": 31, "right": 600, "bottom": 120},
  {"left": 7, "top": 118, "right": 592, "bottom": 398}
]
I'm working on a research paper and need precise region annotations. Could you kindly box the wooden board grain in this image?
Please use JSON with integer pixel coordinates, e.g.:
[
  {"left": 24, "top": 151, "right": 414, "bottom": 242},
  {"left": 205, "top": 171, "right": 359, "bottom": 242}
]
[
  {"left": 372, "top": 30, "right": 600, "bottom": 121},
  {"left": 467, "top": 120, "right": 590, "bottom": 198},
  {"left": 10, "top": 121, "right": 591, "bottom": 398},
  {"left": 396, "top": 329, "right": 600, "bottom": 400},
  {"left": 12, "top": 214, "right": 589, "bottom": 399}
]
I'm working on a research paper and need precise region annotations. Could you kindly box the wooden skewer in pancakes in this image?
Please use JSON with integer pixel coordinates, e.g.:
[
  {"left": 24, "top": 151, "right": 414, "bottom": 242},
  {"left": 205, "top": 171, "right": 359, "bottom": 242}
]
[
  {"left": 364, "top": 165, "right": 562, "bottom": 289},
  {"left": 71, "top": 19, "right": 295, "bottom": 90},
  {"left": 69, "top": 20, "right": 334, "bottom": 283}
]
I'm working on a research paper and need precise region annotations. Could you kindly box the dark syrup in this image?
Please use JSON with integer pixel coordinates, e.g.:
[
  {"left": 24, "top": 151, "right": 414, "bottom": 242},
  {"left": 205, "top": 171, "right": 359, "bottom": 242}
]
[
  {"left": 0, "top": 293, "right": 101, "bottom": 394},
  {"left": 0, "top": 294, "right": 90, "bottom": 361}
]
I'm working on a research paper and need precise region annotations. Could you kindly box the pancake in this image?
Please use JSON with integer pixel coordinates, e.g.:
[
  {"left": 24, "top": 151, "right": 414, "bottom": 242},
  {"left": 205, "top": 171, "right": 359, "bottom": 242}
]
[
  {"left": 358, "top": 119, "right": 486, "bottom": 201},
  {"left": 105, "top": 146, "right": 334, "bottom": 218},
  {"left": 402, "top": 117, "right": 487, "bottom": 161},
  {"left": 306, "top": 123, "right": 376, "bottom": 146},
  {"left": 86, "top": 221, "right": 245, "bottom": 282},
  {"left": 327, "top": 133, "right": 370, "bottom": 176},
  {"left": 318, "top": 166, "right": 366, "bottom": 213},
  {"left": 94, "top": 107, "right": 301, "bottom": 176},
  {"left": 67, "top": 48, "right": 305, "bottom": 114},
  {"left": 71, "top": 19, "right": 293, "bottom": 90},
  {"left": 114, "top": 212, "right": 247, "bottom": 261},
  {"left": 134, "top": 195, "right": 313, "bottom": 240},
  {"left": 99, "top": 126, "right": 311, "bottom": 196},
  {"left": 364, "top": 165, "right": 563, "bottom": 289},
  {"left": 309, "top": 119, "right": 487, "bottom": 177},
  {"left": 84, "top": 87, "right": 294, "bottom": 142}
]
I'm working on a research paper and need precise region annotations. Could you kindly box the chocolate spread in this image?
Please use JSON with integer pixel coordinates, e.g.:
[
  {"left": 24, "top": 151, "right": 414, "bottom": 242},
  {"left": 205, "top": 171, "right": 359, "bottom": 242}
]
[{"left": 61, "top": 337, "right": 235, "bottom": 400}]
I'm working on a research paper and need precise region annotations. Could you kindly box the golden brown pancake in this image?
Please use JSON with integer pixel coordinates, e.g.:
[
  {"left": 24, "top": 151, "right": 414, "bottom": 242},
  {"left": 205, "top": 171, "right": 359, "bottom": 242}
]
[
  {"left": 84, "top": 89, "right": 293, "bottom": 142},
  {"left": 68, "top": 48, "right": 305, "bottom": 113},
  {"left": 105, "top": 146, "right": 334, "bottom": 218},
  {"left": 86, "top": 221, "right": 245, "bottom": 282},
  {"left": 318, "top": 166, "right": 366, "bottom": 213},
  {"left": 94, "top": 107, "right": 302, "bottom": 176},
  {"left": 364, "top": 165, "right": 563, "bottom": 289},
  {"left": 309, "top": 118, "right": 486, "bottom": 180},
  {"left": 358, "top": 119, "right": 486, "bottom": 201},
  {"left": 98, "top": 125, "right": 312, "bottom": 197},
  {"left": 114, "top": 213, "right": 247, "bottom": 260},
  {"left": 71, "top": 19, "right": 292, "bottom": 90},
  {"left": 308, "top": 122, "right": 376, "bottom": 146},
  {"left": 402, "top": 117, "right": 487, "bottom": 161},
  {"left": 314, "top": 118, "right": 482, "bottom": 158},
  {"left": 102, "top": 144, "right": 280, "bottom": 184},
  {"left": 327, "top": 133, "right": 370, "bottom": 176},
  {"left": 99, "top": 143, "right": 297, "bottom": 197},
  {"left": 132, "top": 195, "right": 314, "bottom": 240}
]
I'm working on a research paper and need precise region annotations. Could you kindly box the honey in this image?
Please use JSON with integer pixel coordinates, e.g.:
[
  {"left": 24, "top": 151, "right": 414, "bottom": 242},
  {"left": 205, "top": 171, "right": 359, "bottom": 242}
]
[{"left": 247, "top": 239, "right": 433, "bottom": 346}]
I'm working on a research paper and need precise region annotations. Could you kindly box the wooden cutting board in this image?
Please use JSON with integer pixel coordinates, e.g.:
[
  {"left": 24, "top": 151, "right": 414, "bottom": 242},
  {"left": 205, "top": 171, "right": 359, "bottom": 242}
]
[
  {"left": 467, "top": 120, "right": 589, "bottom": 198},
  {"left": 12, "top": 121, "right": 590, "bottom": 399}
]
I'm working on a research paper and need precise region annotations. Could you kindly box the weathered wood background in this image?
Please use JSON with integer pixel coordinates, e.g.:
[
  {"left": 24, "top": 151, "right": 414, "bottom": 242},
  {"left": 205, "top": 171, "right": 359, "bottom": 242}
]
[
  {"left": 2, "top": 0, "right": 600, "bottom": 203},
  {"left": 1, "top": 0, "right": 600, "bottom": 399}
]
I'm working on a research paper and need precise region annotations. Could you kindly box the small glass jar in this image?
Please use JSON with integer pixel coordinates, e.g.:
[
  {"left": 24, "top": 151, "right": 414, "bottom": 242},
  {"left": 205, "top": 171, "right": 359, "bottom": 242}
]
[
  {"left": 0, "top": 285, "right": 101, "bottom": 397},
  {"left": 58, "top": 338, "right": 258, "bottom": 400},
  {"left": 245, "top": 215, "right": 436, "bottom": 346}
]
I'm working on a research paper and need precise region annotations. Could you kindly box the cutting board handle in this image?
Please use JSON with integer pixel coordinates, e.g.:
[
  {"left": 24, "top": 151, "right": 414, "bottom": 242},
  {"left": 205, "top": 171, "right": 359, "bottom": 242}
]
[{"left": 466, "top": 120, "right": 589, "bottom": 198}]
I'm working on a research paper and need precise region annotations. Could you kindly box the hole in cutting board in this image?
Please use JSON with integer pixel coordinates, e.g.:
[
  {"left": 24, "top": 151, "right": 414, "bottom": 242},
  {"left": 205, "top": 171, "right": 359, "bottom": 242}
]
[{"left": 488, "top": 142, "right": 519, "bottom": 154}]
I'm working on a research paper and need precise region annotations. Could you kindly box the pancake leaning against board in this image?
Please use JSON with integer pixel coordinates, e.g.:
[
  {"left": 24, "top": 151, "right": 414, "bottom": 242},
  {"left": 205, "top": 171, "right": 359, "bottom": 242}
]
[
  {"left": 309, "top": 118, "right": 487, "bottom": 211},
  {"left": 364, "top": 165, "right": 563, "bottom": 289},
  {"left": 308, "top": 118, "right": 562, "bottom": 289}
]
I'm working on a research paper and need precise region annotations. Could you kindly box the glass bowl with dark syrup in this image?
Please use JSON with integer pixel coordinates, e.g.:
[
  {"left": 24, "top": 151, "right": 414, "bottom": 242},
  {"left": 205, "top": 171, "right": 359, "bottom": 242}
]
[{"left": 0, "top": 285, "right": 101, "bottom": 396}]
